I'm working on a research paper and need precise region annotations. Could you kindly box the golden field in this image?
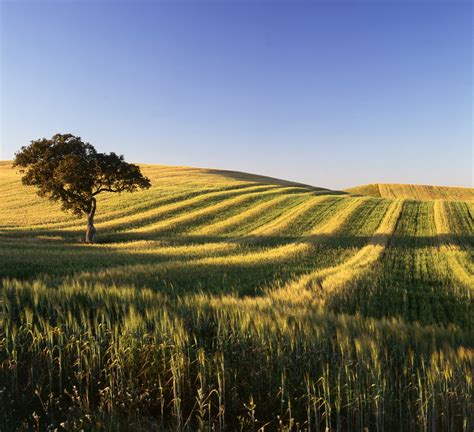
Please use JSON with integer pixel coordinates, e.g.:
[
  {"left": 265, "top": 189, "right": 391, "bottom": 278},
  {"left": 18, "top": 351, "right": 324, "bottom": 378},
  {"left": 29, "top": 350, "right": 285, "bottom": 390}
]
[{"left": 1, "top": 161, "right": 473, "bottom": 431}]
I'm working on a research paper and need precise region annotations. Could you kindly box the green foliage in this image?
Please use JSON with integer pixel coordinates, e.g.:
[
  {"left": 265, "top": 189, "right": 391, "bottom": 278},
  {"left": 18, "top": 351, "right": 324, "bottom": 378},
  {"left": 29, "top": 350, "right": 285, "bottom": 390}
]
[{"left": 13, "top": 133, "right": 151, "bottom": 216}]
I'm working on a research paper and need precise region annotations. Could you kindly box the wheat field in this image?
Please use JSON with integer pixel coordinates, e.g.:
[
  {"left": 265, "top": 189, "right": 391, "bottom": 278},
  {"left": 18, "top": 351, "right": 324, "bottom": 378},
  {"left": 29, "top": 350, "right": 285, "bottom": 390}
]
[
  {"left": 1, "top": 161, "right": 473, "bottom": 431},
  {"left": 346, "top": 183, "right": 474, "bottom": 201}
]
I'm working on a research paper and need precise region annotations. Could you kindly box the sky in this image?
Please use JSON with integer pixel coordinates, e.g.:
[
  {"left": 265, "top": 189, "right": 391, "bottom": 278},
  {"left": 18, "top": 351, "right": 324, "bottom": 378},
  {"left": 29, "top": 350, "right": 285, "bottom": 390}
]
[{"left": 1, "top": 0, "right": 472, "bottom": 190}]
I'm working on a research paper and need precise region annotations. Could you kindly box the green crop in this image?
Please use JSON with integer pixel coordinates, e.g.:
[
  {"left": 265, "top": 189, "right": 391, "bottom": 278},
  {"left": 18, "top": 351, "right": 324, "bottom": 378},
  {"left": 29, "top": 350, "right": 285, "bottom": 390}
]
[{"left": 1, "top": 161, "right": 472, "bottom": 431}]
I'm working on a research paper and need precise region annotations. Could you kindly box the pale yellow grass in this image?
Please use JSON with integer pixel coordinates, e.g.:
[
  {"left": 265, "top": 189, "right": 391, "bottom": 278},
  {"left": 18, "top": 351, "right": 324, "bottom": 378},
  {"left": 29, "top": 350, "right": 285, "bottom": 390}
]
[
  {"left": 1, "top": 162, "right": 304, "bottom": 228},
  {"left": 347, "top": 183, "right": 474, "bottom": 201}
]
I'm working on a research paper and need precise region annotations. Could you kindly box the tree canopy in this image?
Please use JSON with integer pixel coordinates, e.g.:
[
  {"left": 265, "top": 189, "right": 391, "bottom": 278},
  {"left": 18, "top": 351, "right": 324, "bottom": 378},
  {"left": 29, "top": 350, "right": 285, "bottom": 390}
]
[{"left": 13, "top": 133, "right": 151, "bottom": 216}]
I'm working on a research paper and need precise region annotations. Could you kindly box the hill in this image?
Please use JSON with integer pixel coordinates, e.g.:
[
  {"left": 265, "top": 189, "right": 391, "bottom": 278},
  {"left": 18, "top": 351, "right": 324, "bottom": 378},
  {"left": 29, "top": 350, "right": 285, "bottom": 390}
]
[
  {"left": 346, "top": 182, "right": 474, "bottom": 200},
  {"left": 1, "top": 162, "right": 473, "bottom": 430}
]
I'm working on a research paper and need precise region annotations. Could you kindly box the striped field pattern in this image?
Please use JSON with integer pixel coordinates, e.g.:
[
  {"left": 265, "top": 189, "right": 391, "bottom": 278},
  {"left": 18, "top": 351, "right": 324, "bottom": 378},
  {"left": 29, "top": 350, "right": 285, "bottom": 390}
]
[{"left": 0, "top": 161, "right": 473, "bottom": 431}]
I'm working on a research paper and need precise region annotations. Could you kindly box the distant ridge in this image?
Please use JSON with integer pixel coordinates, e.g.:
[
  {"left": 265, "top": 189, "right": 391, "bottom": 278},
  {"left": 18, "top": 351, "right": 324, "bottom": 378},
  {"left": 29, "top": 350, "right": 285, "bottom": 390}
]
[{"left": 346, "top": 183, "right": 474, "bottom": 201}]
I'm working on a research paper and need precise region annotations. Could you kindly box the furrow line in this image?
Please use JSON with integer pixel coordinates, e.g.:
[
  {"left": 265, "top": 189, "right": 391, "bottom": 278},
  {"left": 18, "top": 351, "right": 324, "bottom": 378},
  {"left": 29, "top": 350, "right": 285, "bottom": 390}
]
[
  {"left": 79, "top": 196, "right": 375, "bottom": 281},
  {"left": 129, "top": 187, "right": 307, "bottom": 234},
  {"left": 248, "top": 195, "right": 332, "bottom": 237},
  {"left": 11, "top": 184, "right": 277, "bottom": 231},
  {"left": 236, "top": 195, "right": 368, "bottom": 244},
  {"left": 270, "top": 199, "right": 405, "bottom": 301},
  {"left": 92, "top": 185, "right": 282, "bottom": 233},
  {"left": 192, "top": 194, "right": 307, "bottom": 236},
  {"left": 310, "top": 197, "right": 370, "bottom": 235}
]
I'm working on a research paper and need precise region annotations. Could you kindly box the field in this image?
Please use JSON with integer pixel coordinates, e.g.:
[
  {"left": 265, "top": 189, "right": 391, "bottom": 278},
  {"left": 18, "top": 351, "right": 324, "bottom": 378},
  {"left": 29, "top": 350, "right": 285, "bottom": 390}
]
[
  {"left": 346, "top": 183, "right": 474, "bottom": 201},
  {"left": 1, "top": 160, "right": 473, "bottom": 431}
]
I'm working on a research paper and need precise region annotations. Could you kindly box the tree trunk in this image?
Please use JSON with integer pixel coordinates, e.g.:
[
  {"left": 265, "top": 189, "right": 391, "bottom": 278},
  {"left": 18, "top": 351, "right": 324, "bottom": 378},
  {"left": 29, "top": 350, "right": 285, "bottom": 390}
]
[{"left": 85, "top": 197, "right": 97, "bottom": 243}]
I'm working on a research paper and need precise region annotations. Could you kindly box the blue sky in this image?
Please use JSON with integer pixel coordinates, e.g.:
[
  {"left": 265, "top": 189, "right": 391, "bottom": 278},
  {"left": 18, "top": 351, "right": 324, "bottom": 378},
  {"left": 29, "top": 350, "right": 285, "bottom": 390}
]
[{"left": 1, "top": 0, "right": 472, "bottom": 189}]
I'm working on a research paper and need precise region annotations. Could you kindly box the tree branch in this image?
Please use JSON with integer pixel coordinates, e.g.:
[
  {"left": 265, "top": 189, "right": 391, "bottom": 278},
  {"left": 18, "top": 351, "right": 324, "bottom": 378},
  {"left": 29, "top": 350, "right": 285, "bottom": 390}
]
[{"left": 92, "top": 188, "right": 118, "bottom": 196}]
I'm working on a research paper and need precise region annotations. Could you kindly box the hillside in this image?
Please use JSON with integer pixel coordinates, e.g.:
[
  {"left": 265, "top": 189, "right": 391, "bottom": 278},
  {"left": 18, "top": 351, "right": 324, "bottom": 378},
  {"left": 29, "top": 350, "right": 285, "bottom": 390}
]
[
  {"left": 0, "top": 160, "right": 336, "bottom": 229},
  {"left": 346, "top": 182, "right": 474, "bottom": 200},
  {"left": 1, "top": 162, "right": 473, "bottom": 430}
]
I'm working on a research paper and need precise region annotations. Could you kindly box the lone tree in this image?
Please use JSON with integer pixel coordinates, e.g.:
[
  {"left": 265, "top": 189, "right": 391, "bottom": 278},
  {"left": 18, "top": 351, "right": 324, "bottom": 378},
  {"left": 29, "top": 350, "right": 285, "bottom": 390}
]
[{"left": 13, "top": 133, "right": 151, "bottom": 243}]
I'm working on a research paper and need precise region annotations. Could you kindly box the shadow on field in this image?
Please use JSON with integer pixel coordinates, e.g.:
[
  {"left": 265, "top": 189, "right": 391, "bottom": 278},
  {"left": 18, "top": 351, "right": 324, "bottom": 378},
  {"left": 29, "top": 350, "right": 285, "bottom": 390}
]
[
  {"left": 0, "top": 229, "right": 355, "bottom": 292},
  {"left": 2, "top": 227, "right": 473, "bottom": 329},
  {"left": 325, "top": 262, "right": 474, "bottom": 329},
  {"left": 1, "top": 226, "right": 473, "bottom": 297},
  {"left": 2, "top": 226, "right": 472, "bottom": 248}
]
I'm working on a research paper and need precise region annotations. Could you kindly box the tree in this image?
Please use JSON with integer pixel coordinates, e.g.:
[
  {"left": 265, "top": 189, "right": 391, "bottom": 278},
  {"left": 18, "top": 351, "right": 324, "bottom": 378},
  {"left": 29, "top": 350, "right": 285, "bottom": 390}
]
[{"left": 13, "top": 133, "right": 151, "bottom": 243}]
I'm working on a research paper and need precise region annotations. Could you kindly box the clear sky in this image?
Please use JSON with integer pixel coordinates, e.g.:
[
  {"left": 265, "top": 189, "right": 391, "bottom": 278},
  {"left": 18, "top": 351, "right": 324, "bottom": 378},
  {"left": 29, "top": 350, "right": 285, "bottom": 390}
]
[{"left": 1, "top": 0, "right": 472, "bottom": 189}]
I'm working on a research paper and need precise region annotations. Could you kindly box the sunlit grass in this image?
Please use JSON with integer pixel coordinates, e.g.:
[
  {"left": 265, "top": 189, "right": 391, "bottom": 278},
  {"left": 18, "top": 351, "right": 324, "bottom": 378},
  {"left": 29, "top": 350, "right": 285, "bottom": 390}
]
[{"left": 1, "top": 162, "right": 473, "bottom": 430}]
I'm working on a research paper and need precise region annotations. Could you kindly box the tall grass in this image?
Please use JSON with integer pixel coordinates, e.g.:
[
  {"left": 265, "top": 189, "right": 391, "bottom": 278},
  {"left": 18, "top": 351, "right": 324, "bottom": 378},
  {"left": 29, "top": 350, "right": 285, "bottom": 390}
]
[
  {"left": 1, "top": 279, "right": 472, "bottom": 431},
  {"left": 1, "top": 162, "right": 473, "bottom": 430}
]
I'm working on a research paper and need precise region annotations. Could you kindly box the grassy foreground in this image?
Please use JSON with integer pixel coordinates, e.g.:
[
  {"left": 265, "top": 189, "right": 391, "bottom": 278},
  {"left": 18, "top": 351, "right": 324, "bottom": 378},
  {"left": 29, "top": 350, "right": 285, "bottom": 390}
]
[{"left": 0, "top": 161, "right": 473, "bottom": 431}]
